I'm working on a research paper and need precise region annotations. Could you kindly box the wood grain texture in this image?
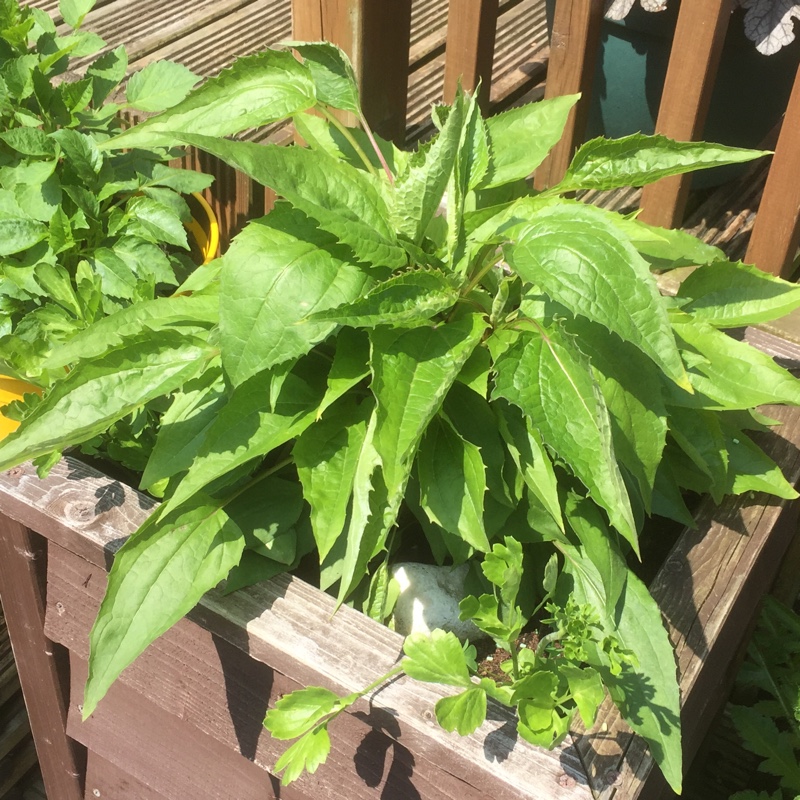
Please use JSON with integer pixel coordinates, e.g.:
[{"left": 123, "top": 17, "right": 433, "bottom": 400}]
[
  {"left": 745, "top": 63, "right": 800, "bottom": 278},
  {"left": 0, "top": 519, "right": 84, "bottom": 800},
  {"left": 574, "top": 404, "right": 800, "bottom": 799},
  {"left": 46, "top": 544, "right": 502, "bottom": 800},
  {"left": 67, "top": 654, "right": 290, "bottom": 800},
  {"left": 442, "top": 0, "right": 500, "bottom": 107},
  {"left": 638, "top": 0, "right": 733, "bottom": 229},
  {"left": 0, "top": 457, "right": 589, "bottom": 800},
  {"left": 85, "top": 753, "right": 167, "bottom": 800},
  {"left": 533, "top": 0, "right": 604, "bottom": 189}
]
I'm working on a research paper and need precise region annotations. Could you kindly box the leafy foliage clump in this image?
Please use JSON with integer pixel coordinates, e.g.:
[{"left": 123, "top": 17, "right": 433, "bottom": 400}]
[
  {"left": 2, "top": 38, "right": 800, "bottom": 794},
  {"left": 729, "top": 597, "right": 800, "bottom": 800},
  {"left": 0, "top": 0, "right": 212, "bottom": 387}
]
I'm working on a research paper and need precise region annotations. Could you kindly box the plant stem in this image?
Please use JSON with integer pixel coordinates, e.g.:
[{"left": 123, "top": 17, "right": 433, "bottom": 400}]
[
  {"left": 462, "top": 251, "right": 503, "bottom": 297},
  {"left": 224, "top": 456, "right": 294, "bottom": 506},
  {"left": 318, "top": 105, "right": 377, "bottom": 177},
  {"left": 356, "top": 664, "right": 405, "bottom": 700},
  {"left": 359, "top": 111, "right": 394, "bottom": 185}
]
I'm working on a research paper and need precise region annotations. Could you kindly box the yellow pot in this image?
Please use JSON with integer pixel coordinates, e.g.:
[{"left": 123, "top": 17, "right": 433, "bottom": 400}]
[
  {"left": 0, "top": 376, "right": 41, "bottom": 440},
  {"left": 184, "top": 192, "right": 220, "bottom": 264}
]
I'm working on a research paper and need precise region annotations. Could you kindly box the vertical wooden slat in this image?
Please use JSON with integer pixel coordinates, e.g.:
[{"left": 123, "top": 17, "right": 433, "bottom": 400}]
[
  {"left": 0, "top": 518, "right": 84, "bottom": 800},
  {"left": 533, "top": 0, "right": 604, "bottom": 190},
  {"left": 442, "top": 0, "right": 500, "bottom": 109},
  {"left": 292, "top": 0, "right": 412, "bottom": 143},
  {"left": 638, "top": 0, "right": 733, "bottom": 229},
  {"left": 744, "top": 63, "right": 800, "bottom": 278}
]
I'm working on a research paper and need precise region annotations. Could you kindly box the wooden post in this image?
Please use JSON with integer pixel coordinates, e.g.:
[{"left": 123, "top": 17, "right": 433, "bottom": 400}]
[
  {"left": 292, "top": 0, "right": 412, "bottom": 143},
  {"left": 638, "top": 0, "right": 732, "bottom": 229},
  {"left": 442, "top": 0, "right": 500, "bottom": 109},
  {"left": 533, "top": 0, "right": 604, "bottom": 190},
  {"left": 745, "top": 63, "right": 800, "bottom": 278},
  {"left": 0, "top": 517, "right": 84, "bottom": 800}
]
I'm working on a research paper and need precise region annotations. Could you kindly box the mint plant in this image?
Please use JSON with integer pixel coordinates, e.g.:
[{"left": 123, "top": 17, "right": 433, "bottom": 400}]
[
  {"left": 1, "top": 41, "right": 800, "bottom": 794},
  {"left": 0, "top": 0, "right": 212, "bottom": 388}
]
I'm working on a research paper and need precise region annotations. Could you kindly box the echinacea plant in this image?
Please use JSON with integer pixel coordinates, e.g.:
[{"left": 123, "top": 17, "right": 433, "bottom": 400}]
[{"left": 2, "top": 41, "right": 800, "bottom": 794}]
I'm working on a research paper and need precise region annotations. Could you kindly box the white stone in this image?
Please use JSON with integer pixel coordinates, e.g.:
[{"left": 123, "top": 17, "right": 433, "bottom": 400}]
[{"left": 391, "top": 562, "right": 488, "bottom": 642}]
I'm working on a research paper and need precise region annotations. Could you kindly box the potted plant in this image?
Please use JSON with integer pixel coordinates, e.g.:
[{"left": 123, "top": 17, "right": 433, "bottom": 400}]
[
  {"left": 3, "top": 40, "right": 800, "bottom": 794},
  {"left": 546, "top": 0, "right": 800, "bottom": 186},
  {"left": 0, "top": 0, "right": 216, "bottom": 404}
]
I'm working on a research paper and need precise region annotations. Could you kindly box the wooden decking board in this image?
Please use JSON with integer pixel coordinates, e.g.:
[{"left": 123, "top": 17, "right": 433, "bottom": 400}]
[{"left": 127, "top": 0, "right": 292, "bottom": 76}]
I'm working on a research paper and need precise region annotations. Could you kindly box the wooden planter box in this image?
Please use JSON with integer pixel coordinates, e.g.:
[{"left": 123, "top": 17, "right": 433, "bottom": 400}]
[{"left": 1, "top": 398, "right": 799, "bottom": 800}]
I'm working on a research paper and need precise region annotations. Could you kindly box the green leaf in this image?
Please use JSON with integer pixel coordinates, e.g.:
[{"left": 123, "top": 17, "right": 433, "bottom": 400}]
[
  {"left": 565, "top": 492, "right": 627, "bottom": 615},
  {"left": 509, "top": 203, "right": 689, "bottom": 390},
  {"left": 294, "top": 399, "right": 370, "bottom": 560},
  {"left": 493, "top": 328, "right": 637, "bottom": 551},
  {"left": 556, "top": 134, "right": 768, "bottom": 193},
  {"left": 569, "top": 563, "right": 683, "bottom": 794},
  {"left": 393, "top": 96, "right": 464, "bottom": 243},
  {"left": 104, "top": 51, "right": 316, "bottom": 150},
  {"left": 125, "top": 60, "right": 200, "bottom": 112},
  {"left": 370, "top": 313, "right": 488, "bottom": 502},
  {"left": 0, "top": 332, "right": 213, "bottom": 472},
  {"left": 416, "top": 414, "right": 489, "bottom": 552},
  {"left": 668, "top": 406, "right": 728, "bottom": 502},
  {"left": 86, "top": 45, "right": 127, "bottom": 105},
  {"left": 220, "top": 207, "right": 369, "bottom": 386},
  {"left": 140, "top": 366, "right": 226, "bottom": 490},
  {"left": 435, "top": 687, "right": 487, "bottom": 735},
  {"left": 564, "top": 315, "right": 667, "bottom": 509},
  {"left": 402, "top": 629, "right": 472, "bottom": 687},
  {"left": 163, "top": 352, "right": 328, "bottom": 514},
  {"left": 273, "top": 726, "right": 331, "bottom": 785},
  {"left": 44, "top": 294, "right": 219, "bottom": 369},
  {"left": 334, "top": 407, "right": 386, "bottom": 604},
  {"left": 729, "top": 706, "right": 800, "bottom": 791},
  {"left": 51, "top": 129, "right": 103, "bottom": 185},
  {"left": 59, "top": 0, "right": 95, "bottom": 28},
  {"left": 514, "top": 671, "right": 559, "bottom": 737},
  {"left": 561, "top": 665, "right": 605, "bottom": 728},
  {"left": 671, "top": 314, "right": 800, "bottom": 408},
  {"left": 309, "top": 269, "right": 457, "bottom": 328},
  {"left": 84, "top": 494, "right": 245, "bottom": 717},
  {"left": 482, "top": 536, "right": 523, "bottom": 610},
  {"left": 0, "top": 127, "right": 57, "bottom": 157},
  {"left": 287, "top": 41, "right": 360, "bottom": 114},
  {"left": 443, "top": 382, "right": 514, "bottom": 508},
  {"left": 317, "top": 327, "right": 370, "bottom": 418},
  {"left": 723, "top": 425, "right": 799, "bottom": 500},
  {"left": 494, "top": 398, "right": 563, "bottom": 530},
  {"left": 459, "top": 594, "right": 522, "bottom": 643},
  {"left": 482, "top": 95, "right": 578, "bottom": 188},
  {"left": 677, "top": 261, "right": 800, "bottom": 328},
  {"left": 606, "top": 214, "right": 727, "bottom": 270},
  {"left": 173, "top": 134, "right": 407, "bottom": 269},
  {"left": 265, "top": 686, "right": 340, "bottom": 739},
  {"left": 126, "top": 195, "right": 189, "bottom": 249},
  {"left": 0, "top": 217, "right": 47, "bottom": 255},
  {"left": 87, "top": 247, "right": 138, "bottom": 299}
]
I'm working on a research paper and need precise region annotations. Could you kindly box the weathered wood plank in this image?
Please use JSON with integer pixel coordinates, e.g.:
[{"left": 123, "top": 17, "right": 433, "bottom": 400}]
[
  {"left": 0, "top": 519, "right": 84, "bottom": 800},
  {"left": 67, "top": 654, "right": 289, "bottom": 800},
  {"left": 533, "top": 0, "right": 604, "bottom": 189},
  {"left": 45, "top": 543, "right": 492, "bottom": 800},
  {"left": 0, "top": 458, "right": 589, "bottom": 800},
  {"left": 84, "top": 753, "right": 166, "bottom": 800},
  {"left": 574, "top": 404, "right": 800, "bottom": 798},
  {"left": 638, "top": 0, "right": 733, "bottom": 229},
  {"left": 442, "top": 0, "right": 499, "bottom": 107},
  {"left": 744, "top": 63, "right": 800, "bottom": 278}
]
